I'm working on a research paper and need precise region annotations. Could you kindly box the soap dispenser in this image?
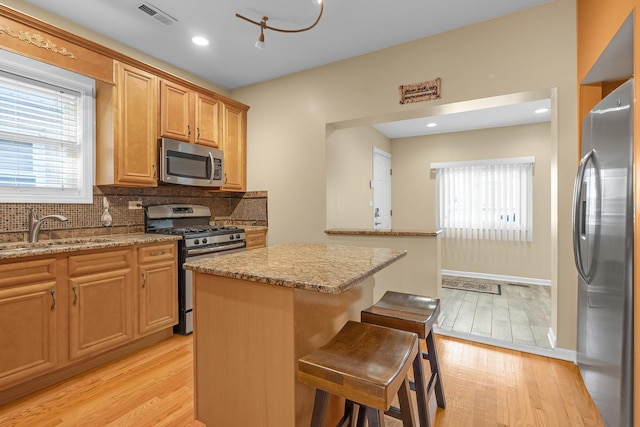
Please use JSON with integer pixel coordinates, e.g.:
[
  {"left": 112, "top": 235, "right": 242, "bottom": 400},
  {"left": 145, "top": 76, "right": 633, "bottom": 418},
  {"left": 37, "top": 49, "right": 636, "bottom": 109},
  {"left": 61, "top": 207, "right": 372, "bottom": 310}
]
[{"left": 101, "top": 196, "right": 113, "bottom": 227}]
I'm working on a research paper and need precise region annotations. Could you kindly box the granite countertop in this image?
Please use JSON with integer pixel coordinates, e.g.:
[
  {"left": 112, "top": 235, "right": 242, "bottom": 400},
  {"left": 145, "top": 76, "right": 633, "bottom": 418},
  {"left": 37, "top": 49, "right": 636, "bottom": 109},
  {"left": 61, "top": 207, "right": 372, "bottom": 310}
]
[
  {"left": 242, "top": 225, "right": 268, "bottom": 232},
  {"left": 0, "top": 233, "right": 181, "bottom": 260},
  {"left": 325, "top": 228, "right": 442, "bottom": 237},
  {"left": 184, "top": 242, "right": 407, "bottom": 294}
]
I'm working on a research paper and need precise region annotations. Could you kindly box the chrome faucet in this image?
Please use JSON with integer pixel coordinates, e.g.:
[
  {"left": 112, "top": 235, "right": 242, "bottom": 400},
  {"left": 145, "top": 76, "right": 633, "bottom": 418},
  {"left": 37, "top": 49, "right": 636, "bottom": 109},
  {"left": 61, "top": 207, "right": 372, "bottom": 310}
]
[{"left": 27, "top": 208, "right": 68, "bottom": 243}]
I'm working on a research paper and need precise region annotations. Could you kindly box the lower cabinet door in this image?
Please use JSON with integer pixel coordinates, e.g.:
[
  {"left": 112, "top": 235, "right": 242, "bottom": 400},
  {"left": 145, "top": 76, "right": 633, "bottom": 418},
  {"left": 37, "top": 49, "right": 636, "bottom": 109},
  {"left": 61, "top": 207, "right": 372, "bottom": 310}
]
[
  {"left": 138, "top": 260, "right": 178, "bottom": 335},
  {"left": 69, "top": 269, "right": 134, "bottom": 360},
  {"left": 0, "top": 282, "right": 58, "bottom": 388}
]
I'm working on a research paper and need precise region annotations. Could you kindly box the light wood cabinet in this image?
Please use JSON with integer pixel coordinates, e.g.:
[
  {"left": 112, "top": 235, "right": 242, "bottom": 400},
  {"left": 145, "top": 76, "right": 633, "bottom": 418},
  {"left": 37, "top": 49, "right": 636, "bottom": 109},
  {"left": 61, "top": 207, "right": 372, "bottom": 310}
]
[
  {"left": 136, "top": 243, "right": 178, "bottom": 336},
  {"left": 160, "top": 80, "right": 221, "bottom": 148},
  {"left": 0, "top": 258, "right": 58, "bottom": 389},
  {"left": 96, "top": 62, "right": 159, "bottom": 187},
  {"left": 245, "top": 229, "right": 267, "bottom": 250},
  {"left": 221, "top": 102, "right": 247, "bottom": 192},
  {"left": 68, "top": 249, "right": 134, "bottom": 360}
]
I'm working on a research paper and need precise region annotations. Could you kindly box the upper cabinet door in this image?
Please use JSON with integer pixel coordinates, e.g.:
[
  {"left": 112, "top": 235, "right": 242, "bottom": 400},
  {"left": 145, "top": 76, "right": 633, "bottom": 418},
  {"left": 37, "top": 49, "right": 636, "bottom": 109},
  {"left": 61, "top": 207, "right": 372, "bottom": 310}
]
[
  {"left": 194, "top": 93, "right": 221, "bottom": 148},
  {"left": 96, "top": 61, "right": 158, "bottom": 187},
  {"left": 221, "top": 102, "right": 247, "bottom": 192},
  {"left": 160, "top": 81, "right": 192, "bottom": 142}
]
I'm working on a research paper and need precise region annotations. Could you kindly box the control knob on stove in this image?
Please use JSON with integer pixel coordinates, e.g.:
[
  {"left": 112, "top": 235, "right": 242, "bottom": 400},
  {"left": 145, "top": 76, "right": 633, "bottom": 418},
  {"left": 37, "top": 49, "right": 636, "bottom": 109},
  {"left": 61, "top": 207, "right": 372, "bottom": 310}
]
[
  {"left": 235, "top": 234, "right": 241, "bottom": 239},
  {"left": 230, "top": 235, "right": 235, "bottom": 240},
  {"left": 194, "top": 239, "right": 200, "bottom": 245},
  {"left": 202, "top": 238, "right": 208, "bottom": 244}
]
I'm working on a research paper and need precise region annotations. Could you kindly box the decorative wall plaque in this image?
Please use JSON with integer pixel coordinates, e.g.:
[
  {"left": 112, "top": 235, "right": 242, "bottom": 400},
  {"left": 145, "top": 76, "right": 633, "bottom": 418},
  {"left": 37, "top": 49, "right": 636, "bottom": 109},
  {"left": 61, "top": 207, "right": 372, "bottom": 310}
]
[{"left": 399, "top": 77, "right": 441, "bottom": 104}]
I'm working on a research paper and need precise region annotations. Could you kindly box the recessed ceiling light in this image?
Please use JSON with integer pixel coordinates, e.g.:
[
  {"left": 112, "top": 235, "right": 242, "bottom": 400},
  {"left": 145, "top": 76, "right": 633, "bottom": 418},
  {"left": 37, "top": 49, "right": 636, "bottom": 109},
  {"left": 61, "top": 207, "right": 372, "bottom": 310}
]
[
  {"left": 426, "top": 122, "right": 438, "bottom": 128},
  {"left": 192, "top": 36, "right": 209, "bottom": 46},
  {"left": 534, "top": 108, "right": 549, "bottom": 114}
]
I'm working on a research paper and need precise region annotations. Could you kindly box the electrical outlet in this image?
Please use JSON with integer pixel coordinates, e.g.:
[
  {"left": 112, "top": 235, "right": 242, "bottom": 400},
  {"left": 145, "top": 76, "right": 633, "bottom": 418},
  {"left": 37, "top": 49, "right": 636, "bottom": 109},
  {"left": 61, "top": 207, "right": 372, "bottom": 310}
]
[{"left": 128, "top": 200, "right": 142, "bottom": 210}]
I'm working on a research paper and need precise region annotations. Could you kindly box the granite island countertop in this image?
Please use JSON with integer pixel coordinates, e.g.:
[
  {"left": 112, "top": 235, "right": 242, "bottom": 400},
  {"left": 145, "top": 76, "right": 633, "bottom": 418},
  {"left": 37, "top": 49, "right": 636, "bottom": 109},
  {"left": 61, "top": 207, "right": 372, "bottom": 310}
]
[
  {"left": 183, "top": 242, "right": 407, "bottom": 294},
  {"left": 0, "top": 233, "right": 181, "bottom": 260}
]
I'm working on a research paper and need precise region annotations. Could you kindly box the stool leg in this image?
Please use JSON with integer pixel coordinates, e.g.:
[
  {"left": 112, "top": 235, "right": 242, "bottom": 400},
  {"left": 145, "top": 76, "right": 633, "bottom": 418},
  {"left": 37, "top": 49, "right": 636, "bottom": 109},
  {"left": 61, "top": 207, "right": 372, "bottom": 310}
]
[
  {"left": 397, "top": 376, "right": 417, "bottom": 427},
  {"left": 356, "top": 405, "right": 367, "bottom": 427},
  {"left": 310, "top": 389, "right": 329, "bottom": 427},
  {"left": 336, "top": 400, "right": 354, "bottom": 427},
  {"left": 426, "top": 330, "right": 446, "bottom": 408},
  {"left": 365, "top": 407, "right": 386, "bottom": 427},
  {"left": 411, "top": 348, "right": 430, "bottom": 427}
]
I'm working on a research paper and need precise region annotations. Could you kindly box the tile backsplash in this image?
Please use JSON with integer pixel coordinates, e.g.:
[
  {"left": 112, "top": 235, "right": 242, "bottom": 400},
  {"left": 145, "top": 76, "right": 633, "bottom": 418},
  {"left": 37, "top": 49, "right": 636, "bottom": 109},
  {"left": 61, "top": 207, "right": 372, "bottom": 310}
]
[{"left": 0, "top": 186, "right": 267, "bottom": 243}]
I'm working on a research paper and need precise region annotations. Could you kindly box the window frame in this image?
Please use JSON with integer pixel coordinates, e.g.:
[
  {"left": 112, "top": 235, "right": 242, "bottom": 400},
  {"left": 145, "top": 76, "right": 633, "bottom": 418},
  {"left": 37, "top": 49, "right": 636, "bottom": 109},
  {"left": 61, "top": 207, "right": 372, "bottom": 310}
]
[{"left": 0, "top": 48, "right": 95, "bottom": 204}]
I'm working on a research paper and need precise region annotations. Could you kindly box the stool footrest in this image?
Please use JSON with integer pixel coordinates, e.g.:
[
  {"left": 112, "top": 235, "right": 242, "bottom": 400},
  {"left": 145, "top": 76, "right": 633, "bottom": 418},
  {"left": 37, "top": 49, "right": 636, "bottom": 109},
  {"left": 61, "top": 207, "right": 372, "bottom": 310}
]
[{"left": 384, "top": 405, "right": 403, "bottom": 421}]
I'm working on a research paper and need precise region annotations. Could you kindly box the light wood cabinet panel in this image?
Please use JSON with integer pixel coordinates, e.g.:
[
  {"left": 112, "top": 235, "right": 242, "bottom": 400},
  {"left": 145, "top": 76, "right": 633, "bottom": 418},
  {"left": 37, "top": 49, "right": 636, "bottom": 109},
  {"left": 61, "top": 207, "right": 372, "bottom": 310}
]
[
  {"left": 245, "top": 229, "right": 267, "bottom": 250},
  {"left": 194, "top": 93, "right": 221, "bottom": 148},
  {"left": 68, "top": 250, "right": 134, "bottom": 360},
  {"left": 160, "top": 80, "right": 192, "bottom": 142},
  {"left": 96, "top": 62, "right": 158, "bottom": 187},
  {"left": 137, "top": 243, "right": 178, "bottom": 336},
  {"left": 160, "top": 81, "right": 221, "bottom": 148},
  {"left": 0, "top": 274, "right": 58, "bottom": 389},
  {"left": 221, "top": 102, "right": 247, "bottom": 192}
]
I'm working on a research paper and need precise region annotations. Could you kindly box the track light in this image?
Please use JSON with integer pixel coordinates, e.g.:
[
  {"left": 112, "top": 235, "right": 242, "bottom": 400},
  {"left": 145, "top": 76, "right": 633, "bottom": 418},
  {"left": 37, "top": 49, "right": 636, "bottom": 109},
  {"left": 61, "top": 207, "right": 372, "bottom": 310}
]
[{"left": 236, "top": 0, "right": 324, "bottom": 49}]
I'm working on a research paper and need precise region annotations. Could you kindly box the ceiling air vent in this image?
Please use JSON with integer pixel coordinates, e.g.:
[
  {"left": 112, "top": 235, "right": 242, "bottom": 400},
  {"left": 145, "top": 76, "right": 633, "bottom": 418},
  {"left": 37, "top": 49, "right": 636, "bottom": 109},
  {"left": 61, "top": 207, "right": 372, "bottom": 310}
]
[{"left": 137, "top": 2, "right": 178, "bottom": 26}]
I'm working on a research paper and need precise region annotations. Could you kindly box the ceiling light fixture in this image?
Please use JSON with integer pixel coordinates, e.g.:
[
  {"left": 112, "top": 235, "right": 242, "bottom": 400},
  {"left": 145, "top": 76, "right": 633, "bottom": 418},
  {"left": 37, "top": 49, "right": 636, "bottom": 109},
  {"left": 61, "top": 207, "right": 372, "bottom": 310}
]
[
  {"left": 426, "top": 122, "right": 438, "bottom": 128},
  {"left": 535, "top": 108, "right": 549, "bottom": 114},
  {"left": 192, "top": 36, "right": 209, "bottom": 46},
  {"left": 236, "top": 0, "right": 324, "bottom": 49}
]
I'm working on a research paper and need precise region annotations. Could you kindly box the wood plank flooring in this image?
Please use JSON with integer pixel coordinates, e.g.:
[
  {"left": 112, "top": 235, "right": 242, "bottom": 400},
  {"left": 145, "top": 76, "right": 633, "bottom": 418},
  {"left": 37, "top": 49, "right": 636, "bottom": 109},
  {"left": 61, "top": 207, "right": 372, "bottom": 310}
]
[{"left": 0, "top": 333, "right": 603, "bottom": 426}]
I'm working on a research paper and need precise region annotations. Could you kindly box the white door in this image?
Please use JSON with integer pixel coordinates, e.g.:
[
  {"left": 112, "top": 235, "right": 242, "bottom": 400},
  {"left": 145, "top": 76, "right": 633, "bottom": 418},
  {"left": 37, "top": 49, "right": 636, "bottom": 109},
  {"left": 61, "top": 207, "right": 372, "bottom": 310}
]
[{"left": 372, "top": 148, "right": 391, "bottom": 230}]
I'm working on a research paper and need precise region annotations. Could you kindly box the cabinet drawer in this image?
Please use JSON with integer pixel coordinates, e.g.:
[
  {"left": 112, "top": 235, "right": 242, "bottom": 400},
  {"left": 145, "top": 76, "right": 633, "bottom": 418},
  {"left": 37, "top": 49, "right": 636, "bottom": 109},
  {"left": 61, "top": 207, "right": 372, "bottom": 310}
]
[
  {"left": 0, "top": 258, "right": 57, "bottom": 289},
  {"left": 137, "top": 243, "right": 176, "bottom": 264},
  {"left": 245, "top": 231, "right": 266, "bottom": 250},
  {"left": 68, "top": 249, "right": 131, "bottom": 277}
]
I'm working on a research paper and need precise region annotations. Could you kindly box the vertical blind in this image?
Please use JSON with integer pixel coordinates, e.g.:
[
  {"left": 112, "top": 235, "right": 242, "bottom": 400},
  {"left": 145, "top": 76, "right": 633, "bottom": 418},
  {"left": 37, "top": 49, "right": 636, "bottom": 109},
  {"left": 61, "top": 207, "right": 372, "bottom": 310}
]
[
  {"left": 432, "top": 157, "right": 534, "bottom": 242},
  {"left": 0, "top": 71, "right": 82, "bottom": 190}
]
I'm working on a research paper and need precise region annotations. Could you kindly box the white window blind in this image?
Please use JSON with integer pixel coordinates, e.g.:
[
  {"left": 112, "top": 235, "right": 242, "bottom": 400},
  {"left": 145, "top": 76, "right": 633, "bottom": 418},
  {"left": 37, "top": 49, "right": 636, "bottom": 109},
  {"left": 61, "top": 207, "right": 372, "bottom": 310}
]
[
  {"left": 432, "top": 157, "right": 534, "bottom": 242},
  {"left": 0, "top": 49, "right": 94, "bottom": 203}
]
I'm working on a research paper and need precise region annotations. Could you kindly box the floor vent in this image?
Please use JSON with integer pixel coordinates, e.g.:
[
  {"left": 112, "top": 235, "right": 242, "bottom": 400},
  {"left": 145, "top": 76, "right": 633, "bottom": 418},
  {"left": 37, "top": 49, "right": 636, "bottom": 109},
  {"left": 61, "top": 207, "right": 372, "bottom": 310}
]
[{"left": 138, "top": 2, "right": 178, "bottom": 26}]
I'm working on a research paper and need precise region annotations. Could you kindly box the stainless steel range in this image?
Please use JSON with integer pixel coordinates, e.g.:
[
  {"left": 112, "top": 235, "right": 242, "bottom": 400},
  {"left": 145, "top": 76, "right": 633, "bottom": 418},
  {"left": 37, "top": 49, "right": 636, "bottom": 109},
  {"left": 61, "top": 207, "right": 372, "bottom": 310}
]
[{"left": 145, "top": 204, "right": 246, "bottom": 335}]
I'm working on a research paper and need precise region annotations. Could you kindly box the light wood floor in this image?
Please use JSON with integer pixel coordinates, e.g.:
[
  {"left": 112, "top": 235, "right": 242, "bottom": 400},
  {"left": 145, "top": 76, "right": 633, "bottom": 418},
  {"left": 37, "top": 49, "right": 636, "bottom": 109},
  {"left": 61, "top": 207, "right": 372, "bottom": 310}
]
[{"left": 0, "top": 333, "right": 604, "bottom": 427}]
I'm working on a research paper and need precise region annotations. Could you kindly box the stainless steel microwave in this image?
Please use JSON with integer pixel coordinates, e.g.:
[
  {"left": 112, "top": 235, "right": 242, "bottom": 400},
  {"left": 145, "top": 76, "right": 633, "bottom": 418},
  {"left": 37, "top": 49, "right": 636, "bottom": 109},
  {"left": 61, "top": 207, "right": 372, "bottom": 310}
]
[{"left": 159, "top": 138, "right": 224, "bottom": 187}]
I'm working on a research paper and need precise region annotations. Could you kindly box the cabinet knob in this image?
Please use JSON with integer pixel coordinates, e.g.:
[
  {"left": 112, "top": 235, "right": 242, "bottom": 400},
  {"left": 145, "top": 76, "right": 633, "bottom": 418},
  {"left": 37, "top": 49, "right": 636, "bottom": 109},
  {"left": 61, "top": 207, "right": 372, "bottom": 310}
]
[
  {"left": 149, "top": 250, "right": 166, "bottom": 256},
  {"left": 187, "top": 124, "right": 191, "bottom": 138},
  {"left": 72, "top": 285, "right": 78, "bottom": 305},
  {"left": 141, "top": 271, "right": 147, "bottom": 288}
]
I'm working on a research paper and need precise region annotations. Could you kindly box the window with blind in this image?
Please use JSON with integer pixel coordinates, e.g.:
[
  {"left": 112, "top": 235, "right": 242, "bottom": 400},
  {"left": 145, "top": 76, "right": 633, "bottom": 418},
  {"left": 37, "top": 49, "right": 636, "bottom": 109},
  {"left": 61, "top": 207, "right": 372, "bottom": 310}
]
[
  {"left": 432, "top": 157, "right": 534, "bottom": 242},
  {"left": 0, "top": 49, "right": 94, "bottom": 203}
]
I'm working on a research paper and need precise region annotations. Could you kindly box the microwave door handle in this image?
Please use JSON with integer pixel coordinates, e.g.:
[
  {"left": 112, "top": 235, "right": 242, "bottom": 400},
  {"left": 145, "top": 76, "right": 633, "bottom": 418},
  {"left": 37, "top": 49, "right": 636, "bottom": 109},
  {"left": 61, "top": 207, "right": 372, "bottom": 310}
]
[{"left": 208, "top": 152, "right": 214, "bottom": 184}]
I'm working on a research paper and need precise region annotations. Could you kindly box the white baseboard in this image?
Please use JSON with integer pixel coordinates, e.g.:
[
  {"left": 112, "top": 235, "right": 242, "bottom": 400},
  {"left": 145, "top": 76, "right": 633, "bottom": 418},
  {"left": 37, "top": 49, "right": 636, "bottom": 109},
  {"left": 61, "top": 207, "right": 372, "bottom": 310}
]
[
  {"left": 434, "top": 326, "right": 575, "bottom": 361},
  {"left": 441, "top": 269, "right": 552, "bottom": 286}
]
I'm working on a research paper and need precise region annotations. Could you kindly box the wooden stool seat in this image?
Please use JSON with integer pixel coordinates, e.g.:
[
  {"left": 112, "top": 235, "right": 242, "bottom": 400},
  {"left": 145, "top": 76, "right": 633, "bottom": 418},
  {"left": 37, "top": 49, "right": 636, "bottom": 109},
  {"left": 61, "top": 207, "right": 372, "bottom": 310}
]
[
  {"left": 298, "top": 320, "right": 419, "bottom": 426},
  {"left": 361, "top": 291, "right": 446, "bottom": 427}
]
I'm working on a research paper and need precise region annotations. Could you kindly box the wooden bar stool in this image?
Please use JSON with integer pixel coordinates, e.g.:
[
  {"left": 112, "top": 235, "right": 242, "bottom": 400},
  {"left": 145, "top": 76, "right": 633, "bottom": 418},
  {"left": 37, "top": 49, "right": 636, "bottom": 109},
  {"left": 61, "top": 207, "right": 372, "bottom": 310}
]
[
  {"left": 361, "top": 291, "right": 446, "bottom": 427},
  {"left": 298, "top": 320, "right": 419, "bottom": 427}
]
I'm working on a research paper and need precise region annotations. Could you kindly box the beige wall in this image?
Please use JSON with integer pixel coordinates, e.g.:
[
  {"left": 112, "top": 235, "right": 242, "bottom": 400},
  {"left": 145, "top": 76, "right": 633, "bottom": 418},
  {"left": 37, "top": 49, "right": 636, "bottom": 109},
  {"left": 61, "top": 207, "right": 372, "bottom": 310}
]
[
  {"left": 326, "top": 126, "right": 391, "bottom": 229},
  {"left": 392, "top": 123, "right": 551, "bottom": 280},
  {"left": 233, "top": 0, "right": 577, "bottom": 349}
]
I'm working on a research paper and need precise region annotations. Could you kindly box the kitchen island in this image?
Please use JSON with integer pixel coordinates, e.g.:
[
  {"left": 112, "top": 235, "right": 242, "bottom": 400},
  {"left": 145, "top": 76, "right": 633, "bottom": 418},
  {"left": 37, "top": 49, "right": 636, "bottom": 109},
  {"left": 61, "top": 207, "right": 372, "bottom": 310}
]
[{"left": 183, "top": 242, "right": 407, "bottom": 427}]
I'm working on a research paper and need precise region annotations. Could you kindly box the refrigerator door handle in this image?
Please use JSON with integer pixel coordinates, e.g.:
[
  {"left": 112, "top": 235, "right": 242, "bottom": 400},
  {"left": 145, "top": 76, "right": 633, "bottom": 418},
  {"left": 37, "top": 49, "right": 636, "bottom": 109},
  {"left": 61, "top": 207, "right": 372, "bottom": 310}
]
[{"left": 572, "top": 148, "right": 600, "bottom": 283}]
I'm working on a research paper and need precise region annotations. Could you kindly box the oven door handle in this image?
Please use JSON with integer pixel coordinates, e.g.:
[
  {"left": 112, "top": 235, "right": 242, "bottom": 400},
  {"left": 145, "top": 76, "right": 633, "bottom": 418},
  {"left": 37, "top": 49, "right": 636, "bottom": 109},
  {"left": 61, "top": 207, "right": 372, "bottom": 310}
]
[{"left": 187, "top": 242, "right": 245, "bottom": 256}]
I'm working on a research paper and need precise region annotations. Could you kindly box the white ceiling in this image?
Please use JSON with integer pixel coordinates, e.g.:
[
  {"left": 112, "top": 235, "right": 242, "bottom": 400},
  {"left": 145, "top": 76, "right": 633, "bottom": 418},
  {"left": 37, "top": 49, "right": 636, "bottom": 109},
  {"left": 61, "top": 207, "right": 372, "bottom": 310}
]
[
  {"left": 22, "top": 0, "right": 553, "bottom": 138},
  {"left": 23, "top": 0, "right": 550, "bottom": 90},
  {"left": 373, "top": 98, "right": 551, "bottom": 139}
]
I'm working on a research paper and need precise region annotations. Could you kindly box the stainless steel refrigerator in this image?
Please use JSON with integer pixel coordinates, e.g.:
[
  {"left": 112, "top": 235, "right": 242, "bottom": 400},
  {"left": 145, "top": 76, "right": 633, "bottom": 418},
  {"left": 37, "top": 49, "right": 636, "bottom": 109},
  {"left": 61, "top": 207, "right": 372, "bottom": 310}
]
[{"left": 573, "top": 78, "right": 633, "bottom": 427}]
